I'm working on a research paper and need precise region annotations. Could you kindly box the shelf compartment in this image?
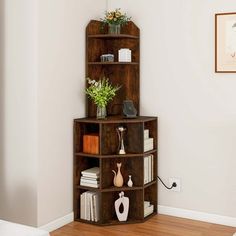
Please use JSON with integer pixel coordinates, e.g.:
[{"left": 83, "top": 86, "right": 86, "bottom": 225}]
[
  {"left": 101, "top": 156, "right": 143, "bottom": 189},
  {"left": 100, "top": 190, "right": 143, "bottom": 224},
  {"left": 144, "top": 183, "right": 157, "bottom": 218}
]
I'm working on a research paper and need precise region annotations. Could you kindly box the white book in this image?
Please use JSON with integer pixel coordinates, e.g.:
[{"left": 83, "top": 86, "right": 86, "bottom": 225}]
[
  {"left": 81, "top": 167, "right": 100, "bottom": 176},
  {"left": 80, "top": 178, "right": 99, "bottom": 184},
  {"left": 93, "top": 193, "right": 100, "bottom": 222},
  {"left": 151, "top": 154, "right": 154, "bottom": 181},
  {"left": 85, "top": 191, "right": 92, "bottom": 221},
  {"left": 81, "top": 176, "right": 100, "bottom": 181},
  {"left": 144, "top": 156, "right": 149, "bottom": 184},
  {"left": 144, "top": 129, "right": 149, "bottom": 139},
  {"left": 144, "top": 204, "right": 154, "bottom": 217},
  {"left": 144, "top": 201, "right": 150, "bottom": 209},
  {"left": 80, "top": 192, "right": 86, "bottom": 220},
  {"left": 148, "top": 155, "right": 151, "bottom": 182},
  {"left": 80, "top": 182, "right": 99, "bottom": 188},
  {"left": 89, "top": 192, "right": 94, "bottom": 221}
]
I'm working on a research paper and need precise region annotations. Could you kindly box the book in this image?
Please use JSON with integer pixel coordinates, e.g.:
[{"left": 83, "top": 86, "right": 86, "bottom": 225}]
[
  {"left": 144, "top": 129, "right": 149, "bottom": 139},
  {"left": 80, "top": 177, "right": 99, "bottom": 184},
  {"left": 81, "top": 167, "right": 100, "bottom": 177},
  {"left": 144, "top": 201, "right": 150, "bottom": 209},
  {"left": 144, "top": 204, "right": 154, "bottom": 217},
  {"left": 80, "top": 182, "right": 99, "bottom": 188},
  {"left": 80, "top": 192, "right": 86, "bottom": 220},
  {"left": 144, "top": 138, "right": 154, "bottom": 152},
  {"left": 93, "top": 193, "right": 99, "bottom": 222}
]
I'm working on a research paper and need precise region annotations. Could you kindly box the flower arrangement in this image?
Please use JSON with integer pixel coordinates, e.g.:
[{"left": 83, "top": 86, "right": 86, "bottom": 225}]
[
  {"left": 85, "top": 77, "right": 121, "bottom": 108},
  {"left": 101, "top": 8, "right": 131, "bottom": 26}
]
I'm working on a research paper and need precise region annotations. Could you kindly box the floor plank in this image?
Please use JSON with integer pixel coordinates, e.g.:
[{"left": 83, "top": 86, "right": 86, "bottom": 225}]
[{"left": 51, "top": 215, "right": 236, "bottom": 236}]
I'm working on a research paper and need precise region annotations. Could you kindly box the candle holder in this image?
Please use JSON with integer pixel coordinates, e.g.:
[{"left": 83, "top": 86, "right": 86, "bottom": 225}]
[{"left": 116, "top": 126, "right": 126, "bottom": 154}]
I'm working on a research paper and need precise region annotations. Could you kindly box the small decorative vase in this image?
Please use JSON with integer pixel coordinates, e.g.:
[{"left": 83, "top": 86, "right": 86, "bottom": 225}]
[
  {"left": 115, "top": 191, "right": 129, "bottom": 221},
  {"left": 96, "top": 106, "right": 106, "bottom": 119},
  {"left": 112, "top": 163, "right": 124, "bottom": 187},
  {"left": 127, "top": 175, "right": 133, "bottom": 187},
  {"left": 116, "top": 126, "right": 126, "bottom": 154},
  {"left": 108, "top": 24, "right": 121, "bottom": 34}
]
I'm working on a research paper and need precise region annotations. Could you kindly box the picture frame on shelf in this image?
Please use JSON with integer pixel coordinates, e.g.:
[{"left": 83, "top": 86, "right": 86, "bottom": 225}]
[{"left": 215, "top": 12, "right": 236, "bottom": 73}]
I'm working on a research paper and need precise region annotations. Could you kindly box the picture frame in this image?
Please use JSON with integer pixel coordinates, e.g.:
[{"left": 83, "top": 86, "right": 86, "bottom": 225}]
[{"left": 215, "top": 12, "right": 236, "bottom": 73}]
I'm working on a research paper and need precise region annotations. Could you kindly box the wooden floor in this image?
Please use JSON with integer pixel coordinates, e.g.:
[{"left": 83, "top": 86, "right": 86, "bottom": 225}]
[{"left": 51, "top": 215, "right": 236, "bottom": 236}]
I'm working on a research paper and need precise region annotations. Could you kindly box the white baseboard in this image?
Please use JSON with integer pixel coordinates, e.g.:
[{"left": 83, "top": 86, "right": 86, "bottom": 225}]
[
  {"left": 158, "top": 205, "right": 236, "bottom": 227},
  {"left": 39, "top": 212, "right": 74, "bottom": 232}
]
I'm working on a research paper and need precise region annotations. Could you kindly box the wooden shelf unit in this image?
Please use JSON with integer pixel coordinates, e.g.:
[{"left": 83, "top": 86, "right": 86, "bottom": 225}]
[
  {"left": 86, "top": 20, "right": 140, "bottom": 117},
  {"left": 73, "top": 116, "right": 158, "bottom": 225}
]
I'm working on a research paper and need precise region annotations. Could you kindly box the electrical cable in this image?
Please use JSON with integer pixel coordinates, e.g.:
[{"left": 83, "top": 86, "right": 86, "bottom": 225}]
[{"left": 157, "top": 176, "right": 177, "bottom": 190}]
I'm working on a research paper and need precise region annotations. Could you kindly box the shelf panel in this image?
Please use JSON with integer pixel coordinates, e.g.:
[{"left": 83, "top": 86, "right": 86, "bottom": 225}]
[
  {"left": 144, "top": 180, "right": 157, "bottom": 189},
  {"left": 76, "top": 218, "right": 143, "bottom": 226},
  {"left": 77, "top": 185, "right": 143, "bottom": 192},
  {"left": 88, "top": 34, "right": 139, "bottom": 39},
  {"left": 75, "top": 149, "right": 157, "bottom": 159},
  {"left": 74, "top": 116, "right": 157, "bottom": 124},
  {"left": 88, "top": 62, "right": 139, "bottom": 65}
]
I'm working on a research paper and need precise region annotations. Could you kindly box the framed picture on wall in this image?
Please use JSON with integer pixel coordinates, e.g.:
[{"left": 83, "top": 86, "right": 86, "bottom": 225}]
[{"left": 215, "top": 12, "right": 236, "bottom": 73}]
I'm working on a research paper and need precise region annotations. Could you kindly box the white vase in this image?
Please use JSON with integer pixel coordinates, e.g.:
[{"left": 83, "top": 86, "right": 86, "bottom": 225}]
[{"left": 127, "top": 175, "right": 133, "bottom": 187}]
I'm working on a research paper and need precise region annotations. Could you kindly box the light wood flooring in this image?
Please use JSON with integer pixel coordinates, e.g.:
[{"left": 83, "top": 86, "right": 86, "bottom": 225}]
[{"left": 51, "top": 214, "right": 236, "bottom": 236}]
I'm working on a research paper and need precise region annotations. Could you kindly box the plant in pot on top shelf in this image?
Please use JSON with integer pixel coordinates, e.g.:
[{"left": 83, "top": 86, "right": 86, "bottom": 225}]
[
  {"left": 100, "top": 8, "right": 131, "bottom": 34},
  {"left": 85, "top": 77, "right": 121, "bottom": 119}
]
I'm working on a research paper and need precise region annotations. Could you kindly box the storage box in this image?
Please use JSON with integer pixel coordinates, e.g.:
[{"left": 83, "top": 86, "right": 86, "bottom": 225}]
[
  {"left": 144, "top": 138, "right": 154, "bottom": 152},
  {"left": 83, "top": 134, "right": 99, "bottom": 154}
]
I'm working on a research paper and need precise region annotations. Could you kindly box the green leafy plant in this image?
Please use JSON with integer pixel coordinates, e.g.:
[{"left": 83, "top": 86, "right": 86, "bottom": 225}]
[
  {"left": 85, "top": 77, "right": 121, "bottom": 108},
  {"left": 100, "top": 8, "right": 131, "bottom": 26}
]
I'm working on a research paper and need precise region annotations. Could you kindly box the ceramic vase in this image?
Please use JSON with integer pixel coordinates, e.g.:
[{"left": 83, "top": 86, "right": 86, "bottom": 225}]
[{"left": 112, "top": 163, "right": 124, "bottom": 187}]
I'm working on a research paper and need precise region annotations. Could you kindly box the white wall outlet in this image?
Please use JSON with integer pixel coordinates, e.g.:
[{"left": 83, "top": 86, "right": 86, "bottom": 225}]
[{"left": 169, "top": 177, "right": 181, "bottom": 192}]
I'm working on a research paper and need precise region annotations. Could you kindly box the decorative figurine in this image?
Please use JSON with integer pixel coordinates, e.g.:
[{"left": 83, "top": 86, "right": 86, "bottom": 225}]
[
  {"left": 112, "top": 163, "right": 124, "bottom": 187},
  {"left": 114, "top": 191, "right": 129, "bottom": 221},
  {"left": 127, "top": 175, "right": 133, "bottom": 187},
  {"left": 116, "top": 126, "right": 126, "bottom": 154}
]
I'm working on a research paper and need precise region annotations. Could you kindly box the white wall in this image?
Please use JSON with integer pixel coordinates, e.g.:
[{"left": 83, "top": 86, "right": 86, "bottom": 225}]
[
  {"left": 0, "top": 0, "right": 106, "bottom": 227},
  {"left": 108, "top": 0, "right": 236, "bottom": 218},
  {"left": 37, "top": 0, "right": 106, "bottom": 226},
  {"left": 0, "top": 0, "right": 38, "bottom": 226}
]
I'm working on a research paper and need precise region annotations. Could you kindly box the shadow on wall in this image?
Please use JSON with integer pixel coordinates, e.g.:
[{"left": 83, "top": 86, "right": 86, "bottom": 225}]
[{"left": 0, "top": 0, "right": 5, "bottom": 218}]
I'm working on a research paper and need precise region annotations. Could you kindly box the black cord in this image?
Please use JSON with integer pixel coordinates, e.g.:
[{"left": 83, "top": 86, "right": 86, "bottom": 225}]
[{"left": 157, "top": 176, "right": 177, "bottom": 190}]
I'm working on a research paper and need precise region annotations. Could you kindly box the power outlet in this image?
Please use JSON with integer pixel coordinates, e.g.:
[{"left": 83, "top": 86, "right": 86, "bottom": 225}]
[{"left": 169, "top": 177, "right": 181, "bottom": 192}]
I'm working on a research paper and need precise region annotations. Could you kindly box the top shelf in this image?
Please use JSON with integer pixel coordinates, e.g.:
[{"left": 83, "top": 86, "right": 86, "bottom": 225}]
[{"left": 88, "top": 34, "right": 139, "bottom": 39}]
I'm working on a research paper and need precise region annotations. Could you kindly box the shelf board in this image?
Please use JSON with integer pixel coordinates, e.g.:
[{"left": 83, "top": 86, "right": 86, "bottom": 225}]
[
  {"left": 88, "top": 62, "right": 139, "bottom": 65},
  {"left": 88, "top": 34, "right": 139, "bottom": 39},
  {"left": 76, "top": 218, "right": 144, "bottom": 226},
  {"left": 77, "top": 185, "right": 143, "bottom": 192},
  {"left": 144, "top": 180, "right": 157, "bottom": 188},
  {"left": 74, "top": 116, "right": 157, "bottom": 124},
  {"left": 75, "top": 149, "right": 157, "bottom": 159}
]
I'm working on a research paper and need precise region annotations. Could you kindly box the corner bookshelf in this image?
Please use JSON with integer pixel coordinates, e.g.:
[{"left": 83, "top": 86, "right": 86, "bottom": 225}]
[
  {"left": 73, "top": 20, "right": 158, "bottom": 226},
  {"left": 74, "top": 116, "right": 158, "bottom": 225}
]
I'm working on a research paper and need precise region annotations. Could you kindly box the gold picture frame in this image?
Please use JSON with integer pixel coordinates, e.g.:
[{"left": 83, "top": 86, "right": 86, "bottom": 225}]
[{"left": 215, "top": 12, "right": 236, "bottom": 73}]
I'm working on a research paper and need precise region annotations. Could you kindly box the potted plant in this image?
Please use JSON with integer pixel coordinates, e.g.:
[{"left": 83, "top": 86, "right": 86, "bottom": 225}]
[
  {"left": 85, "top": 77, "right": 121, "bottom": 119},
  {"left": 100, "top": 8, "right": 131, "bottom": 34}
]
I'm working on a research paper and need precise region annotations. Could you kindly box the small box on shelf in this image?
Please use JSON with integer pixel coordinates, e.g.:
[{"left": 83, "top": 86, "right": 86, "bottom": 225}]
[
  {"left": 83, "top": 134, "right": 99, "bottom": 154},
  {"left": 144, "top": 201, "right": 154, "bottom": 217}
]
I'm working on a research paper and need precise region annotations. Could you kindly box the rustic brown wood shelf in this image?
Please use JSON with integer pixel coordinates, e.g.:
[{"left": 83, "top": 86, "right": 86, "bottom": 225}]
[
  {"left": 86, "top": 20, "right": 140, "bottom": 117},
  {"left": 74, "top": 116, "right": 158, "bottom": 225},
  {"left": 73, "top": 20, "right": 158, "bottom": 226}
]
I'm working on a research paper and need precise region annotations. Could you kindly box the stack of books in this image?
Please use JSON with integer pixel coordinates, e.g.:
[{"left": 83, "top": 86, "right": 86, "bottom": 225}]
[
  {"left": 80, "top": 191, "right": 100, "bottom": 222},
  {"left": 144, "top": 154, "right": 154, "bottom": 184},
  {"left": 80, "top": 167, "right": 100, "bottom": 188},
  {"left": 144, "top": 129, "right": 154, "bottom": 152},
  {"left": 144, "top": 201, "right": 154, "bottom": 217}
]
